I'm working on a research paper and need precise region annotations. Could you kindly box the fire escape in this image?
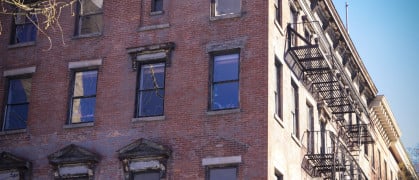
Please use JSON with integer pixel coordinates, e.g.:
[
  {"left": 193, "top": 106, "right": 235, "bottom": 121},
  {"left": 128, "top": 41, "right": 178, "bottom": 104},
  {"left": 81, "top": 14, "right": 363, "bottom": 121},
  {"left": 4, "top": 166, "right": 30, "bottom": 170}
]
[{"left": 284, "top": 7, "right": 374, "bottom": 178}]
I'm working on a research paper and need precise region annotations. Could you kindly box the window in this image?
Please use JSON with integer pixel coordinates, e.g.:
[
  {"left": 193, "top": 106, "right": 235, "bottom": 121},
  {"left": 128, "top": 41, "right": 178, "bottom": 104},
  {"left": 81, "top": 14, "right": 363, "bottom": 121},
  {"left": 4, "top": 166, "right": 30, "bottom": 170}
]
[
  {"left": 133, "top": 171, "right": 160, "bottom": 180},
  {"left": 372, "top": 144, "right": 375, "bottom": 168},
  {"left": 208, "top": 166, "right": 237, "bottom": 180},
  {"left": 290, "top": 8, "right": 298, "bottom": 46},
  {"left": 48, "top": 144, "right": 99, "bottom": 179},
  {"left": 69, "top": 70, "right": 98, "bottom": 124},
  {"left": 137, "top": 63, "right": 165, "bottom": 117},
  {"left": 275, "top": 169, "right": 283, "bottom": 180},
  {"left": 275, "top": 0, "right": 282, "bottom": 26},
  {"left": 275, "top": 59, "right": 282, "bottom": 118},
  {"left": 384, "top": 160, "right": 387, "bottom": 180},
  {"left": 211, "top": 0, "right": 241, "bottom": 17},
  {"left": 75, "top": 0, "right": 103, "bottom": 36},
  {"left": 378, "top": 150, "right": 381, "bottom": 179},
  {"left": 2, "top": 77, "right": 31, "bottom": 131},
  {"left": 390, "top": 170, "right": 393, "bottom": 180},
  {"left": 291, "top": 81, "right": 299, "bottom": 137},
  {"left": 364, "top": 144, "right": 369, "bottom": 156},
  {"left": 118, "top": 139, "right": 171, "bottom": 180},
  {"left": 307, "top": 103, "right": 314, "bottom": 153},
  {"left": 128, "top": 43, "right": 174, "bottom": 119},
  {"left": 0, "top": 152, "right": 31, "bottom": 179},
  {"left": 10, "top": 9, "right": 37, "bottom": 44},
  {"left": 152, "top": 0, "right": 163, "bottom": 12},
  {"left": 210, "top": 53, "right": 240, "bottom": 110}
]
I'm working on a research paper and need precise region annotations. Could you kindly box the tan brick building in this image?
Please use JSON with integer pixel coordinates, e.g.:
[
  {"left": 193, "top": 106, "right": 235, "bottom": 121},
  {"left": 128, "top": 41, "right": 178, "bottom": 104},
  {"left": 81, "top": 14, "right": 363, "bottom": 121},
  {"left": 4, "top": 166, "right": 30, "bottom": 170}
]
[{"left": 0, "top": 0, "right": 417, "bottom": 179}]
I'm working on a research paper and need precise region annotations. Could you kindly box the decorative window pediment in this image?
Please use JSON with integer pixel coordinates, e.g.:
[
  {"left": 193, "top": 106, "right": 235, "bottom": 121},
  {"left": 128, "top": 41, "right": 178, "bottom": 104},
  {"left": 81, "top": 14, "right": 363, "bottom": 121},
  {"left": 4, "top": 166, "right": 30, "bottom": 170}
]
[
  {"left": 0, "top": 152, "right": 31, "bottom": 180},
  {"left": 117, "top": 139, "right": 171, "bottom": 180},
  {"left": 48, "top": 144, "right": 99, "bottom": 179},
  {"left": 127, "top": 42, "right": 175, "bottom": 70}
]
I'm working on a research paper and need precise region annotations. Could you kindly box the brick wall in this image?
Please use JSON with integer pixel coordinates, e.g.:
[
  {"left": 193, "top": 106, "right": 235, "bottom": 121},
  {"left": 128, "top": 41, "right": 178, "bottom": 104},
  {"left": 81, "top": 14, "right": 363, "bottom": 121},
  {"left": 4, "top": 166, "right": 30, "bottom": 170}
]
[{"left": 0, "top": 0, "right": 269, "bottom": 179}]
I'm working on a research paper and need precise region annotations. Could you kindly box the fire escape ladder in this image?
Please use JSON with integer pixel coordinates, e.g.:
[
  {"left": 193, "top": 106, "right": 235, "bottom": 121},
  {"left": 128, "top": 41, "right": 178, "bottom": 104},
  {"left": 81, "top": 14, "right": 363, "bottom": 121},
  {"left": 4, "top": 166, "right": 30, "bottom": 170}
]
[{"left": 287, "top": 22, "right": 370, "bottom": 179}]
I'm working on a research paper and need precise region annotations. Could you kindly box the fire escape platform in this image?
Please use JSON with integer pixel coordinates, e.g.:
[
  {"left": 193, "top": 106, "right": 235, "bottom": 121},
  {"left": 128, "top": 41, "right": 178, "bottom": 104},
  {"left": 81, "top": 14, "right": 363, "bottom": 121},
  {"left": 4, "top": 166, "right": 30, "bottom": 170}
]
[
  {"left": 287, "top": 23, "right": 370, "bottom": 179},
  {"left": 346, "top": 124, "right": 375, "bottom": 145},
  {"left": 305, "top": 154, "right": 346, "bottom": 173}
]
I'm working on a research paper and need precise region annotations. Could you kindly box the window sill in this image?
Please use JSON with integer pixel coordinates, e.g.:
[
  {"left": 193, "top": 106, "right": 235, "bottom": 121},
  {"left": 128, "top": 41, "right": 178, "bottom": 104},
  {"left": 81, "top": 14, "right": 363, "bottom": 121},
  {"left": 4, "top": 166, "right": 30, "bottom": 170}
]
[
  {"left": 8, "top": 41, "right": 36, "bottom": 49},
  {"left": 132, "top": 115, "right": 165, "bottom": 122},
  {"left": 63, "top": 122, "right": 94, "bottom": 129},
  {"left": 0, "top": 129, "right": 27, "bottom": 135},
  {"left": 72, "top": 33, "right": 102, "bottom": 39},
  {"left": 274, "top": 20, "right": 285, "bottom": 36},
  {"left": 206, "top": 108, "right": 241, "bottom": 116},
  {"left": 274, "top": 113, "right": 285, "bottom": 128},
  {"left": 150, "top": 11, "right": 164, "bottom": 16},
  {"left": 291, "top": 134, "right": 302, "bottom": 147},
  {"left": 138, "top": 23, "right": 170, "bottom": 32},
  {"left": 210, "top": 13, "right": 242, "bottom": 21}
]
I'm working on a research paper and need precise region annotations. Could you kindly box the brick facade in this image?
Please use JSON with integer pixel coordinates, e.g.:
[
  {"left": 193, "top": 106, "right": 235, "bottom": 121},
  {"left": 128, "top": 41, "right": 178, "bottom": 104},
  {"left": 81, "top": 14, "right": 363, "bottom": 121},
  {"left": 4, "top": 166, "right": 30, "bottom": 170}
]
[
  {"left": 0, "top": 0, "right": 269, "bottom": 179},
  {"left": 1, "top": 0, "right": 417, "bottom": 179}
]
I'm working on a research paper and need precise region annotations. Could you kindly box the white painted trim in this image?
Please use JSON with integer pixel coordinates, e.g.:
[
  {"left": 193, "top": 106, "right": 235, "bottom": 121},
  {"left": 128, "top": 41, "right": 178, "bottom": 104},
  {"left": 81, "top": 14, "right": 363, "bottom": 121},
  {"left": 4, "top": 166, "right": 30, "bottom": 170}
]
[
  {"left": 68, "top": 59, "right": 102, "bottom": 69},
  {"left": 136, "top": 52, "right": 167, "bottom": 61},
  {"left": 3, "top": 66, "right": 36, "bottom": 77},
  {"left": 130, "top": 160, "right": 161, "bottom": 171},
  {"left": 58, "top": 165, "right": 89, "bottom": 176},
  {"left": 202, "top": 156, "right": 242, "bottom": 166}
]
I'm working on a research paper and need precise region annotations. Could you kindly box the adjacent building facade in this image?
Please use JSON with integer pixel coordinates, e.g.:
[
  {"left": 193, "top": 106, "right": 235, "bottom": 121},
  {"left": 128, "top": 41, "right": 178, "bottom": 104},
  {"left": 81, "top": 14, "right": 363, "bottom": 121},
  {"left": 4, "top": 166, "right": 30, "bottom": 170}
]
[{"left": 0, "top": 0, "right": 417, "bottom": 179}]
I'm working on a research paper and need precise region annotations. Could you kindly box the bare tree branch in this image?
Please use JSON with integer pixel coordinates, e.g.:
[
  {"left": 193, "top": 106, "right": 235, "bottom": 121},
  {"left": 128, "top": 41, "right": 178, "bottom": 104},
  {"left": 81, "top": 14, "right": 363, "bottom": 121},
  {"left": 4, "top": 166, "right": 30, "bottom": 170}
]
[{"left": 0, "top": 0, "right": 79, "bottom": 49}]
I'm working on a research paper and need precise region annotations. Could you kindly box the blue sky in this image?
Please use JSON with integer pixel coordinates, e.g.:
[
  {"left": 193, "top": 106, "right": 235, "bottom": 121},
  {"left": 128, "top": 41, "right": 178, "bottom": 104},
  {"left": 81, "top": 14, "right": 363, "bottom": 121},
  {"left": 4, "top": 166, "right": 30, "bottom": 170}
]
[{"left": 332, "top": 0, "right": 419, "bottom": 148}]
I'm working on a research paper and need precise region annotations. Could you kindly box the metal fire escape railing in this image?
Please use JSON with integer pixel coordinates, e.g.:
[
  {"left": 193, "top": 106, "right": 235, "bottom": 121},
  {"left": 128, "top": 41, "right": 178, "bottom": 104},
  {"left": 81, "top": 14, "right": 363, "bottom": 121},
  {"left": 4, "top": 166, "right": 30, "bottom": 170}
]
[
  {"left": 284, "top": 20, "right": 373, "bottom": 179},
  {"left": 302, "top": 131, "right": 367, "bottom": 179},
  {"left": 285, "top": 23, "right": 373, "bottom": 146}
]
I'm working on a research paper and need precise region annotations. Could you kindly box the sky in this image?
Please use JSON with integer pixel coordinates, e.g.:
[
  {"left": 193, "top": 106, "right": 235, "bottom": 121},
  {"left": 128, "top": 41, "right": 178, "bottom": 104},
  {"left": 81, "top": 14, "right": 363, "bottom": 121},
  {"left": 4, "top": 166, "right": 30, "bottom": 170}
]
[{"left": 332, "top": 0, "right": 419, "bottom": 148}]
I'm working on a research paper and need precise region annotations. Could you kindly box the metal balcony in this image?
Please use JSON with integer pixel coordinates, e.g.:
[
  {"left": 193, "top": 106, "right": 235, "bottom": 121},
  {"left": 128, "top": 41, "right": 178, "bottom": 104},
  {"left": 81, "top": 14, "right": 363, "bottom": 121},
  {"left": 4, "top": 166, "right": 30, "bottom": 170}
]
[
  {"left": 345, "top": 123, "right": 374, "bottom": 149},
  {"left": 302, "top": 131, "right": 346, "bottom": 177},
  {"left": 302, "top": 130, "right": 368, "bottom": 179},
  {"left": 285, "top": 25, "right": 356, "bottom": 116}
]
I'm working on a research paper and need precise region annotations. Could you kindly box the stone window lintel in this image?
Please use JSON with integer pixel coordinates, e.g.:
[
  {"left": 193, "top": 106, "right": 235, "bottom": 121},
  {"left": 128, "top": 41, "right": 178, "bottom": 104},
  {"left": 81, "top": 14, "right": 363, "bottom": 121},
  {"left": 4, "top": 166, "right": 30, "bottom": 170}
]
[{"left": 127, "top": 42, "right": 175, "bottom": 70}]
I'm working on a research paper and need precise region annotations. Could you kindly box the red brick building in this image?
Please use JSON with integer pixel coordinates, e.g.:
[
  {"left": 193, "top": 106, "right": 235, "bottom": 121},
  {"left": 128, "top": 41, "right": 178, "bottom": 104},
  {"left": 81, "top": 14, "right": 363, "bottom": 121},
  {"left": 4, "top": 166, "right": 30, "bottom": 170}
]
[
  {"left": 0, "top": 0, "right": 417, "bottom": 179},
  {"left": 0, "top": 0, "right": 268, "bottom": 179}
]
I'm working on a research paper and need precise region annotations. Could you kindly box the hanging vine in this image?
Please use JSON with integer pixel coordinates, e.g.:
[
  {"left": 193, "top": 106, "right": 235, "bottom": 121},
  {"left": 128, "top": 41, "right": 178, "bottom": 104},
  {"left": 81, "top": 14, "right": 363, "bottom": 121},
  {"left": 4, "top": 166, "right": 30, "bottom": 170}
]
[{"left": 0, "top": 0, "right": 79, "bottom": 50}]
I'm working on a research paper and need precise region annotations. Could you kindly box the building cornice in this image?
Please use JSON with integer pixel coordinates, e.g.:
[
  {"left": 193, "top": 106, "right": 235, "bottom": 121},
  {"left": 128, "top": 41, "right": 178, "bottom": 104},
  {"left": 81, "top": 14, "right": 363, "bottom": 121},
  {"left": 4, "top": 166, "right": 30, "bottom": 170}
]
[
  {"left": 323, "top": 0, "right": 378, "bottom": 95},
  {"left": 369, "top": 95, "right": 401, "bottom": 146}
]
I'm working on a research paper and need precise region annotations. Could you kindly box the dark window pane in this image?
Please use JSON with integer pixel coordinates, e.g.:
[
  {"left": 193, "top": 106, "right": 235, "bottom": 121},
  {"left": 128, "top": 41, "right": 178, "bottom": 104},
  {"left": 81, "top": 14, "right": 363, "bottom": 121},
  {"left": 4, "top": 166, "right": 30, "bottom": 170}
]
[
  {"left": 140, "top": 63, "right": 165, "bottom": 90},
  {"left": 209, "top": 167, "right": 237, "bottom": 180},
  {"left": 73, "top": 71, "right": 98, "bottom": 97},
  {"left": 12, "top": 14, "right": 37, "bottom": 44},
  {"left": 214, "top": 0, "right": 240, "bottom": 16},
  {"left": 133, "top": 171, "right": 160, "bottom": 180},
  {"left": 80, "top": 14, "right": 103, "bottom": 34},
  {"left": 8, "top": 78, "right": 31, "bottom": 104},
  {"left": 152, "top": 0, "right": 163, "bottom": 12},
  {"left": 138, "top": 89, "right": 164, "bottom": 117},
  {"left": 71, "top": 97, "right": 96, "bottom": 123},
  {"left": 212, "top": 82, "right": 239, "bottom": 110},
  {"left": 213, "top": 54, "right": 239, "bottom": 82},
  {"left": 275, "top": 61, "right": 281, "bottom": 117},
  {"left": 275, "top": 171, "right": 283, "bottom": 180},
  {"left": 70, "top": 70, "right": 97, "bottom": 124},
  {"left": 14, "top": 23, "right": 37, "bottom": 43},
  {"left": 4, "top": 104, "right": 28, "bottom": 130},
  {"left": 81, "top": 0, "right": 103, "bottom": 15}
]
